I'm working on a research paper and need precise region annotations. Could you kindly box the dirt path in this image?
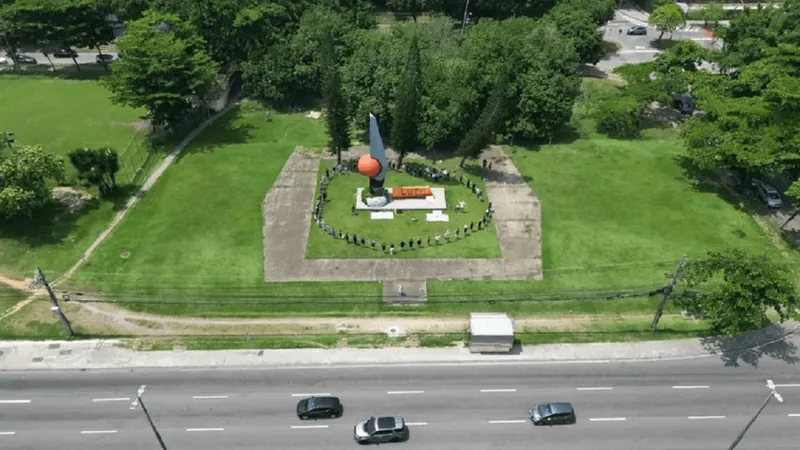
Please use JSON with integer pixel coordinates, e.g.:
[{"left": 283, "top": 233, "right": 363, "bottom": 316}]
[{"left": 0, "top": 275, "right": 29, "bottom": 291}]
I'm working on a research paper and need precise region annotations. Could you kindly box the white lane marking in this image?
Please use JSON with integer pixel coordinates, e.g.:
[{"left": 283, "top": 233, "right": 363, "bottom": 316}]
[
  {"left": 480, "top": 389, "right": 517, "bottom": 393},
  {"left": 635, "top": 46, "right": 646, "bottom": 50},
  {"left": 92, "top": 398, "right": 130, "bottom": 403},
  {"left": 692, "top": 37, "right": 713, "bottom": 41},
  {"left": 186, "top": 428, "right": 225, "bottom": 432},
  {"left": 291, "top": 393, "right": 331, "bottom": 397},
  {"left": 0, "top": 432, "right": 16, "bottom": 435},
  {"left": 405, "top": 422, "right": 428, "bottom": 426},
  {"left": 0, "top": 400, "right": 31, "bottom": 404},
  {"left": 192, "top": 395, "right": 229, "bottom": 400},
  {"left": 618, "top": 50, "right": 662, "bottom": 54},
  {"left": 775, "top": 384, "right": 800, "bottom": 388},
  {"left": 577, "top": 387, "right": 613, "bottom": 391},
  {"left": 589, "top": 417, "right": 626, "bottom": 422},
  {"left": 788, "top": 414, "right": 800, "bottom": 417},
  {"left": 291, "top": 425, "right": 329, "bottom": 429},
  {"left": 488, "top": 420, "right": 526, "bottom": 424},
  {"left": 672, "top": 385, "right": 709, "bottom": 389},
  {"left": 387, "top": 391, "right": 425, "bottom": 395},
  {"left": 81, "top": 430, "right": 118, "bottom": 435},
  {"left": 688, "top": 416, "right": 726, "bottom": 420}
]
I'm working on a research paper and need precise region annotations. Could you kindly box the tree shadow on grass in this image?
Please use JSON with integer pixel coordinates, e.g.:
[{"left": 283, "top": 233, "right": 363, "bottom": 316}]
[
  {"left": 0, "top": 64, "right": 107, "bottom": 81},
  {"left": 175, "top": 105, "right": 256, "bottom": 158},
  {"left": 650, "top": 39, "right": 680, "bottom": 51},
  {"left": 674, "top": 155, "right": 755, "bottom": 215},
  {"left": 699, "top": 322, "right": 799, "bottom": 367},
  {"left": 0, "top": 197, "right": 100, "bottom": 249}
]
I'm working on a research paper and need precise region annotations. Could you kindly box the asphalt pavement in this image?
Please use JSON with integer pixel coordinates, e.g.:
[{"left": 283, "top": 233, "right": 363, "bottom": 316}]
[
  {"left": 5, "top": 52, "right": 119, "bottom": 67},
  {"left": 1, "top": 356, "right": 798, "bottom": 450}
]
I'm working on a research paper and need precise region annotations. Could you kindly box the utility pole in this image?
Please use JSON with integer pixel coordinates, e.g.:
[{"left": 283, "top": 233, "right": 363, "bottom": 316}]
[
  {"left": 650, "top": 254, "right": 687, "bottom": 332},
  {"left": 131, "top": 385, "right": 169, "bottom": 450},
  {"left": 728, "top": 380, "right": 784, "bottom": 450},
  {"left": 31, "top": 267, "right": 74, "bottom": 337},
  {"left": 461, "top": 0, "right": 470, "bottom": 34}
]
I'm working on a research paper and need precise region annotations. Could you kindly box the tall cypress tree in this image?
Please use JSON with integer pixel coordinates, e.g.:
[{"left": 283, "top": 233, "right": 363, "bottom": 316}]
[
  {"left": 320, "top": 34, "right": 350, "bottom": 165},
  {"left": 457, "top": 75, "right": 509, "bottom": 167},
  {"left": 391, "top": 33, "right": 423, "bottom": 166}
]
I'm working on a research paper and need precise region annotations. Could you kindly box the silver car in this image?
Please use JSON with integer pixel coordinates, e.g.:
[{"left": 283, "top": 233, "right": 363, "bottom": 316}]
[
  {"left": 353, "top": 416, "right": 409, "bottom": 444},
  {"left": 752, "top": 179, "right": 782, "bottom": 209}
]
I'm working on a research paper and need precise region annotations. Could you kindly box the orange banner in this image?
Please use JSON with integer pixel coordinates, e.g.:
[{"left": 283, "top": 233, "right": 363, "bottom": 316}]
[{"left": 391, "top": 186, "right": 433, "bottom": 199}]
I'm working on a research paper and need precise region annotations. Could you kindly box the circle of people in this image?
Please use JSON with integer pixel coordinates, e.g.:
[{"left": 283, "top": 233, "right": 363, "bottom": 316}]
[{"left": 312, "top": 158, "right": 494, "bottom": 255}]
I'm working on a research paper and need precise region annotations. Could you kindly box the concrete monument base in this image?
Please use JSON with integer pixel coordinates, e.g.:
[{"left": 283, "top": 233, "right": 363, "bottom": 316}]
[{"left": 355, "top": 187, "right": 447, "bottom": 211}]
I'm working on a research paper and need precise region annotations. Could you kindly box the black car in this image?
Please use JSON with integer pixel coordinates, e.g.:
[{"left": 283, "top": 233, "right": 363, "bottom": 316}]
[
  {"left": 96, "top": 54, "right": 114, "bottom": 64},
  {"left": 530, "top": 402, "right": 576, "bottom": 426},
  {"left": 12, "top": 54, "right": 37, "bottom": 64},
  {"left": 627, "top": 26, "right": 647, "bottom": 36},
  {"left": 296, "top": 396, "right": 343, "bottom": 420},
  {"left": 54, "top": 48, "right": 78, "bottom": 58}
]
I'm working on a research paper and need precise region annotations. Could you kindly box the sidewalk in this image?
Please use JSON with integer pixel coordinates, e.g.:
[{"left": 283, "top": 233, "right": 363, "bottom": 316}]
[{"left": 0, "top": 322, "right": 796, "bottom": 371}]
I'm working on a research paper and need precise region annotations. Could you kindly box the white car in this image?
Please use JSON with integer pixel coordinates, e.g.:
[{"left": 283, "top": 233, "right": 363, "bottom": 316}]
[{"left": 752, "top": 179, "right": 783, "bottom": 209}]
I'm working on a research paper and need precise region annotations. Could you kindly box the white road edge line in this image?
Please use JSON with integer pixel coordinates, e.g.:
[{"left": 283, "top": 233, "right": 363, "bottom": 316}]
[
  {"left": 192, "top": 396, "right": 229, "bottom": 400},
  {"left": 291, "top": 393, "right": 331, "bottom": 397},
  {"left": 577, "top": 387, "right": 613, "bottom": 391},
  {"left": 81, "top": 430, "right": 118, "bottom": 434},
  {"left": 0, "top": 400, "right": 31, "bottom": 404},
  {"left": 589, "top": 417, "right": 626, "bottom": 422},
  {"left": 775, "top": 384, "right": 800, "bottom": 388},
  {"left": 92, "top": 398, "right": 130, "bottom": 403},
  {"left": 405, "top": 422, "right": 428, "bottom": 426},
  {"left": 688, "top": 416, "right": 726, "bottom": 420},
  {"left": 291, "top": 425, "right": 330, "bottom": 429},
  {"left": 387, "top": 391, "right": 425, "bottom": 395},
  {"left": 480, "top": 389, "right": 517, "bottom": 393},
  {"left": 488, "top": 420, "right": 526, "bottom": 424},
  {"left": 672, "top": 386, "right": 709, "bottom": 389},
  {"left": 186, "top": 428, "right": 225, "bottom": 432},
  {"left": 0, "top": 432, "right": 16, "bottom": 436}
]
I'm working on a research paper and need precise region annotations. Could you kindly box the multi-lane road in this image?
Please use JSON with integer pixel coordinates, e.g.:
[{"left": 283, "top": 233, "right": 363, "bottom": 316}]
[{"left": 1, "top": 356, "right": 798, "bottom": 450}]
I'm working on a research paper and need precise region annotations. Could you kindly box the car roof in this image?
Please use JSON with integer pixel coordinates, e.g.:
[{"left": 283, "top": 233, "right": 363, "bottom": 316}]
[
  {"left": 548, "top": 402, "right": 574, "bottom": 414},
  {"left": 376, "top": 416, "right": 403, "bottom": 430},
  {"left": 307, "top": 396, "right": 339, "bottom": 407}
]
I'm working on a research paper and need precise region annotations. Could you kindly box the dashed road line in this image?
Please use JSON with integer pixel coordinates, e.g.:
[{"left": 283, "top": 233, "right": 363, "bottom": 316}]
[
  {"left": 291, "top": 425, "right": 329, "bottom": 429},
  {"left": 81, "top": 430, "right": 118, "bottom": 435},
  {"left": 480, "top": 389, "right": 517, "bottom": 393},
  {"left": 589, "top": 417, "right": 626, "bottom": 422},
  {"left": 192, "top": 396, "right": 229, "bottom": 400},
  {"left": 387, "top": 391, "right": 425, "bottom": 395},
  {"left": 92, "top": 398, "right": 130, "bottom": 403},
  {"left": 488, "top": 420, "right": 526, "bottom": 424},
  {"left": 0, "top": 400, "right": 31, "bottom": 404},
  {"left": 672, "top": 385, "right": 709, "bottom": 389},
  {"left": 577, "top": 387, "right": 613, "bottom": 391},
  {"left": 0, "top": 432, "right": 16, "bottom": 436},
  {"left": 688, "top": 416, "right": 725, "bottom": 420},
  {"left": 291, "top": 393, "right": 331, "bottom": 397},
  {"left": 691, "top": 37, "right": 713, "bottom": 41},
  {"left": 186, "top": 428, "right": 225, "bottom": 432},
  {"left": 788, "top": 414, "right": 800, "bottom": 417},
  {"left": 775, "top": 384, "right": 800, "bottom": 388},
  {"left": 406, "top": 422, "right": 428, "bottom": 426}
]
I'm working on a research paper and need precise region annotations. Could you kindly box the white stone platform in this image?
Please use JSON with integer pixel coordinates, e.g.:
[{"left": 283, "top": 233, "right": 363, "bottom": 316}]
[{"left": 355, "top": 187, "right": 447, "bottom": 211}]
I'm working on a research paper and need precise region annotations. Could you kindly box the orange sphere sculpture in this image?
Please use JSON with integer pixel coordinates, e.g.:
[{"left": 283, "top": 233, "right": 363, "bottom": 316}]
[{"left": 357, "top": 154, "right": 382, "bottom": 178}]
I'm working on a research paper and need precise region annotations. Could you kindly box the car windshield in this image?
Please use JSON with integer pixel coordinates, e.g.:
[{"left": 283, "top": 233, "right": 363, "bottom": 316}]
[
  {"left": 364, "top": 418, "right": 377, "bottom": 435},
  {"left": 768, "top": 192, "right": 780, "bottom": 200},
  {"left": 307, "top": 398, "right": 316, "bottom": 409},
  {"left": 540, "top": 404, "right": 552, "bottom": 416}
]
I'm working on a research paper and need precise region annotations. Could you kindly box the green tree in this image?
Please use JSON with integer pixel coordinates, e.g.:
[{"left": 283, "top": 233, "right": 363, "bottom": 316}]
[
  {"left": 701, "top": 1, "right": 725, "bottom": 26},
  {"left": 780, "top": 180, "right": 800, "bottom": 229},
  {"left": 386, "top": 0, "right": 440, "bottom": 22},
  {"left": 678, "top": 249, "right": 799, "bottom": 336},
  {"left": 592, "top": 93, "right": 642, "bottom": 139},
  {"left": 648, "top": 3, "right": 685, "bottom": 42},
  {"left": 457, "top": 75, "right": 508, "bottom": 167},
  {"left": 390, "top": 33, "right": 422, "bottom": 165},
  {"left": 68, "top": 147, "right": 120, "bottom": 195},
  {"left": 61, "top": 0, "right": 116, "bottom": 72},
  {"left": 544, "top": 2, "right": 604, "bottom": 65},
  {"left": 102, "top": 10, "right": 219, "bottom": 128},
  {"left": 320, "top": 34, "right": 350, "bottom": 165},
  {"left": 0, "top": 145, "right": 64, "bottom": 219}
]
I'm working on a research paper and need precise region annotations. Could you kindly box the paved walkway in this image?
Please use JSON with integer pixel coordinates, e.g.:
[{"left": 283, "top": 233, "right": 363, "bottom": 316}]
[
  {"left": 262, "top": 147, "right": 542, "bottom": 283},
  {"left": 1, "top": 321, "right": 796, "bottom": 370}
]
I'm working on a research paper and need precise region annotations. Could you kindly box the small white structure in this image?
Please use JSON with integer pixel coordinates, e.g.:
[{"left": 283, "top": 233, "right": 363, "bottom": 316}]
[{"left": 468, "top": 312, "right": 515, "bottom": 354}]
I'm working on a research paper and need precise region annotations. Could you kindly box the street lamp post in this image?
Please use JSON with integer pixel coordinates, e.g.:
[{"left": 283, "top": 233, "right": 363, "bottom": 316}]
[
  {"left": 131, "top": 385, "right": 169, "bottom": 450},
  {"left": 727, "top": 379, "right": 784, "bottom": 450},
  {"left": 461, "top": 0, "right": 470, "bottom": 34}
]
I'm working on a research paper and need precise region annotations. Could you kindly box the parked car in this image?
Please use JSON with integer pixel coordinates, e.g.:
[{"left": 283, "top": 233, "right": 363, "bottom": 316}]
[
  {"left": 296, "top": 396, "right": 343, "bottom": 420},
  {"left": 0, "top": 56, "right": 8, "bottom": 65},
  {"left": 530, "top": 402, "right": 576, "bottom": 426},
  {"left": 54, "top": 48, "right": 78, "bottom": 58},
  {"left": 10, "top": 54, "right": 37, "bottom": 64},
  {"left": 95, "top": 54, "right": 114, "bottom": 64},
  {"left": 353, "top": 416, "right": 409, "bottom": 444},
  {"left": 752, "top": 179, "right": 783, "bottom": 209},
  {"left": 627, "top": 26, "right": 647, "bottom": 36}
]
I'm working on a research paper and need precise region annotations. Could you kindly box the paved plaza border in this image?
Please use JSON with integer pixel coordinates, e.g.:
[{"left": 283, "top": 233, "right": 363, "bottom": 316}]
[{"left": 261, "top": 146, "right": 543, "bottom": 296}]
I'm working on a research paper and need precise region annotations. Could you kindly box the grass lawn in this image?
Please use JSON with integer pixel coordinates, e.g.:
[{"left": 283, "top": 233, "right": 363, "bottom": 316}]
[
  {"left": 305, "top": 160, "right": 501, "bottom": 259},
  {"left": 0, "top": 285, "right": 26, "bottom": 315},
  {"left": 68, "top": 104, "right": 383, "bottom": 308},
  {"left": 0, "top": 75, "right": 152, "bottom": 279}
]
